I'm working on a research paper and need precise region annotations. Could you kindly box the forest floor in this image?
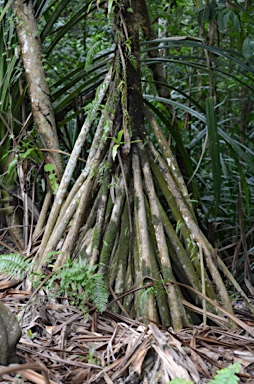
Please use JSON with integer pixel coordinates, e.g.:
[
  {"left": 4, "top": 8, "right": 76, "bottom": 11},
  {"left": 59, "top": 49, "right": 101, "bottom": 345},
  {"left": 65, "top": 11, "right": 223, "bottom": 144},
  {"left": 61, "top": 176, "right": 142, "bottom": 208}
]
[{"left": 0, "top": 237, "right": 254, "bottom": 383}]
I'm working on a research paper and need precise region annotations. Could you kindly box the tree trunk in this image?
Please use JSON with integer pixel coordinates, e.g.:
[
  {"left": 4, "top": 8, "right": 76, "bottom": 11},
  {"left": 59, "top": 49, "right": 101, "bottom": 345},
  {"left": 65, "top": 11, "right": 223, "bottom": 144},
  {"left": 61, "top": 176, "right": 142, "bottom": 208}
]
[
  {"left": 12, "top": 0, "right": 63, "bottom": 180},
  {"left": 32, "top": 0, "right": 239, "bottom": 330}
]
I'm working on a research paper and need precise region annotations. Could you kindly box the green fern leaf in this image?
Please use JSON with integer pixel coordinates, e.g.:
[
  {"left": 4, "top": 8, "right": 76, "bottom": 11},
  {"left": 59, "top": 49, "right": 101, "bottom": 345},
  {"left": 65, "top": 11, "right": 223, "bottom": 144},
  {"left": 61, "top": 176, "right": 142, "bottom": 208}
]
[
  {"left": 0, "top": 253, "right": 31, "bottom": 279},
  {"left": 48, "top": 256, "right": 108, "bottom": 313},
  {"left": 89, "top": 273, "right": 108, "bottom": 313},
  {"left": 210, "top": 363, "right": 240, "bottom": 384},
  {"left": 85, "top": 40, "right": 103, "bottom": 70},
  {"left": 128, "top": 53, "right": 138, "bottom": 70}
]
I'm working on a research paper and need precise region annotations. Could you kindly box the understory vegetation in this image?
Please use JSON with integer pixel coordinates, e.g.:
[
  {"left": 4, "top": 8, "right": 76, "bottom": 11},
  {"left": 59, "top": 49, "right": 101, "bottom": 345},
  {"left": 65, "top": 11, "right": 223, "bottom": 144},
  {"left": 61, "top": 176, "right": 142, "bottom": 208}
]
[
  {"left": 0, "top": 0, "right": 253, "bottom": 330},
  {"left": 169, "top": 361, "right": 240, "bottom": 383}
]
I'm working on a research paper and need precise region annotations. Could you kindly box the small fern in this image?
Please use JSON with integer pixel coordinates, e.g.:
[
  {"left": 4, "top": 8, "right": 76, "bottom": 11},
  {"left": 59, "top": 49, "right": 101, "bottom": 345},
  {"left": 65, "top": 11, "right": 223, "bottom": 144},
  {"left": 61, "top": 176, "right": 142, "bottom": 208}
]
[
  {"left": 210, "top": 362, "right": 240, "bottom": 384},
  {"left": 83, "top": 80, "right": 108, "bottom": 124},
  {"left": 48, "top": 256, "right": 108, "bottom": 313},
  {"left": 168, "top": 363, "right": 240, "bottom": 384},
  {"left": 85, "top": 41, "right": 101, "bottom": 69},
  {"left": 128, "top": 52, "right": 138, "bottom": 70},
  {"left": 0, "top": 253, "right": 31, "bottom": 280},
  {"left": 89, "top": 273, "right": 109, "bottom": 313}
]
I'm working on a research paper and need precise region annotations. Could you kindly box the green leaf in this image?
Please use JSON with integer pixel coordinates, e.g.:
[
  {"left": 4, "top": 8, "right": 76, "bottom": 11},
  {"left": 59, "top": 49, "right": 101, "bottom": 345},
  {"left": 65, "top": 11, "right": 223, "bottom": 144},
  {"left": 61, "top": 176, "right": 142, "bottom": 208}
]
[
  {"left": 112, "top": 144, "right": 119, "bottom": 161},
  {"left": 0, "top": 0, "right": 13, "bottom": 23},
  {"left": 107, "top": 0, "right": 114, "bottom": 15},
  {"left": 44, "top": 164, "right": 55, "bottom": 172},
  {"left": 45, "top": 3, "right": 94, "bottom": 56},
  {"left": 144, "top": 95, "right": 207, "bottom": 123},
  {"left": 222, "top": 141, "right": 250, "bottom": 213},
  {"left": 1, "top": 52, "right": 19, "bottom": 110},
  {"left": 218, "top": 129, "right": 254, "bottom": 170},
  {"left": 210, "top": 363, "right": 240, "bottom": 384},
  {"left": 142, "top": 39, "right": 254, "bottom": 77},
  {"left": 48, "top": 257, "right": 108, "bottom": 313},
  {"left": 19, "top": 147, "right": 42, "bottom": 163},
  {"left": 0, "top": 253, "right": 31, "bottom": 280},
  {"left": 206, "top": 97, "right": 221, "bottom": 217},
  {"left": 40, "top": 0, "right": 73, "bottom": 42},
  {"left": 117, "top": 129, "right": 124, "bottom": 144},
  {"left": 242, "top": 36, "right": 254, "bottom": 60},
  {"left": 44, "top": 164, "right": 59, "bottom": 194}
]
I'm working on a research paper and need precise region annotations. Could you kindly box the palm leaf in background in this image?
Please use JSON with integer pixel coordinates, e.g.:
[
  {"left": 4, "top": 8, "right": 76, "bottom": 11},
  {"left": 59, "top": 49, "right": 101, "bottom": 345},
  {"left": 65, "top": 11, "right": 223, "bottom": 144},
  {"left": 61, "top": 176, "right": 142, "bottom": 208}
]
[{"left": 206, "top": 97, "right": 221, "bottom": 217}]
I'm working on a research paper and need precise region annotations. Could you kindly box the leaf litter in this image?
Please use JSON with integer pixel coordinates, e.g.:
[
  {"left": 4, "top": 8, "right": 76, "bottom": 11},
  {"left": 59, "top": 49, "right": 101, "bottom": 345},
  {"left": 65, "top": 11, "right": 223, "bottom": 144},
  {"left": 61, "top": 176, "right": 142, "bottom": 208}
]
[{"left": 0, "top": 275, "right": 254, "bottom": 383}]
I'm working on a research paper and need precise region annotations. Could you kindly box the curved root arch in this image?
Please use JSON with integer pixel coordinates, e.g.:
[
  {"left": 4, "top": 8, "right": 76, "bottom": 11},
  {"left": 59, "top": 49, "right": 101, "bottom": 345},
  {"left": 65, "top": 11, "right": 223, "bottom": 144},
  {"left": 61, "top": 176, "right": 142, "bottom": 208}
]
[
  {"left": 34, "top": 92, "right": 234, "bottom": 328},
  {"left": 33, "top": 0, "right": 237, "bottom": 329}
]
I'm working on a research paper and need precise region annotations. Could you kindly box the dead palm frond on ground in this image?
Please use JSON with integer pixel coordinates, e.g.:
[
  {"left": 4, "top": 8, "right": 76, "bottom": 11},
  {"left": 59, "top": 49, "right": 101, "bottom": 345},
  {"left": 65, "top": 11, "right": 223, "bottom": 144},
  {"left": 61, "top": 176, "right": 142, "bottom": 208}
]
[{"left": 0, "top": 280, "right": 254, "bottom": 383}]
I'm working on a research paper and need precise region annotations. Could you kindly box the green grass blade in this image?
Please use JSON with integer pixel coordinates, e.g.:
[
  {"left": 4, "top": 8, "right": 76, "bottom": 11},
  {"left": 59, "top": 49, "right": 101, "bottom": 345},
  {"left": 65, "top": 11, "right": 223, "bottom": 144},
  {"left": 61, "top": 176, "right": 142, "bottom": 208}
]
[
  {"left": 45, "top": 3, "right": 94, "bottom": 56},
  {"left": 142, "top": 38, "right": 254, "bottom": 77},
  {"left": 143, "top": 79, "right": 206, "bottom": 113},
  {"left": 40, "top": 0, "right": 73, "bottom": 41},
  {"left": 1, "top": 54, "right": 19, "bottom": 111},
  {"left": 0, "top": 0, "right": 13, "bottom": 23},
  {"left": 144, "top": 57, "right": 254, "bottom": 91},
  {"left": 144, "top": 94, "right": 207, "bottom": 123},
  {"left": 218, "top": 129, "right": 254, "bottom": 170},
  {"left": 54, "top": 72, "right": 106, "bottom": 114},
  {"left": 206, "top": 97, "right": 221, "bottom": 217}
]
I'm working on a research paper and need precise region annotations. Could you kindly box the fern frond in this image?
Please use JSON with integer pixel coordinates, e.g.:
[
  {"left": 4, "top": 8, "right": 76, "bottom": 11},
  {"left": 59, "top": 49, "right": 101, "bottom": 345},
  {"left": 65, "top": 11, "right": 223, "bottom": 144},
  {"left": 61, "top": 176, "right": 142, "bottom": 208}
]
[
  {"left": 168, "top": 363, "right": 241, "bottom": 384},
  {"left": 210, "top": 363, "right": 240, "bottom": 384},
  {"left": 47, "top": 256, "right": 108, "bottom": 313},
  {"left": 128, "top": 53, "right": 138, "bottom": 70},
  {"left": 0, "top": 253, "right": 31, "bottom": 279},
  {"left": 85, "top": 41, "right": 103, "bottom": 70},
  {"left": 89, "top": 273, "right": 109, "bottom": 313}
]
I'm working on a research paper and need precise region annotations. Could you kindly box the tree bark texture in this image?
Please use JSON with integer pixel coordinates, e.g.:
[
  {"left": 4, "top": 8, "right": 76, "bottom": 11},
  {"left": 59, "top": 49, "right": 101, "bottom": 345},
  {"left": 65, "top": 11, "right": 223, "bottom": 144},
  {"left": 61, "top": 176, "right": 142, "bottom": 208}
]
[{"left": 12, "top": 0, "right": 63, "bottom": 179}]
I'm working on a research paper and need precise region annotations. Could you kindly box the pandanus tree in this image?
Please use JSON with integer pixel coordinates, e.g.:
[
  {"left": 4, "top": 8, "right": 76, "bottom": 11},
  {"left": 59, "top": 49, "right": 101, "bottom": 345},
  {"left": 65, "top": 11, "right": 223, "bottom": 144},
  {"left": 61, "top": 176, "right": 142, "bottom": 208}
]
[{"left": 2, "top": 0, "right": 254, "bottom": 329}]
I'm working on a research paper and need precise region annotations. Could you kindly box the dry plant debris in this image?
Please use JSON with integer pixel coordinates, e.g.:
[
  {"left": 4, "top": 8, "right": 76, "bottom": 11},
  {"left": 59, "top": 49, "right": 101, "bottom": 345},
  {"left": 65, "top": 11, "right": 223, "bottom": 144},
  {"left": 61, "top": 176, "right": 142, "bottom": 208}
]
[{"left": 0, "top": 277, "right": 254, "bottom": 383}]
